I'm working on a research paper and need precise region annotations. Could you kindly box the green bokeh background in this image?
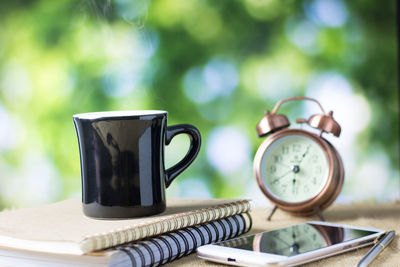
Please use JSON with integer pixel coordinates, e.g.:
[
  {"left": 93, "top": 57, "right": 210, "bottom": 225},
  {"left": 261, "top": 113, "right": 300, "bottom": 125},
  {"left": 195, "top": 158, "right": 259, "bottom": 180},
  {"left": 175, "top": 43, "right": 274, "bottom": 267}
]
[{"left": 0, "top": 0, "right": 398, "bottom": 208}]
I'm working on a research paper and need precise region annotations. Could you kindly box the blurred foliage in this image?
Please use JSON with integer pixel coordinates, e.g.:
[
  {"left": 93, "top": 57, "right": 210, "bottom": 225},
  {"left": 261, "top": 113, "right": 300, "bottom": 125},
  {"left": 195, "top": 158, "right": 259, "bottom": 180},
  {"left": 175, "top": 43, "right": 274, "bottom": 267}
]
[{"left": 0, "top": 0, "right": 398, "bottom": 208}]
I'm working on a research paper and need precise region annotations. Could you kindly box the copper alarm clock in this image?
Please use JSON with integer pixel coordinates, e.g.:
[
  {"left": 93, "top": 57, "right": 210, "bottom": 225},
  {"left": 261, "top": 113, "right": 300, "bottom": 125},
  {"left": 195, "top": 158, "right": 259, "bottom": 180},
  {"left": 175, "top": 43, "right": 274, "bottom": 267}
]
[{"left": 254, "top": 96, "right": 344, "bottom": 221}]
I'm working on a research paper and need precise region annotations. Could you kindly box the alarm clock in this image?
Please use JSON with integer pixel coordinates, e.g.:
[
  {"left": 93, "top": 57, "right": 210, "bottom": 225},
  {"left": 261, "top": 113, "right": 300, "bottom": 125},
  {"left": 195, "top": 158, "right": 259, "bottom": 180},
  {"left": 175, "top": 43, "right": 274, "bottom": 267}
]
[{"left": 254, "top": 96, "right": 344, "bottom": 221}]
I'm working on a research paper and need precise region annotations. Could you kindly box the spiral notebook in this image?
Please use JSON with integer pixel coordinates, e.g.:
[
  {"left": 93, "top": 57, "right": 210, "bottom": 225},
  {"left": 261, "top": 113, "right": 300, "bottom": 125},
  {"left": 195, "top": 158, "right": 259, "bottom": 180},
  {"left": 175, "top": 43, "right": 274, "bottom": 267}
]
[
  {"left": 0, "top": 216, "right": 252, "bottom": 267},
  {"left": 116, "top": 213, "right": 252, "bottom": 266},
  {"left": 0, "top": 213, "right": 252, "bottom": 267},
  {"left": 0, "top": 198, "right": 250, "bottom": 255}
]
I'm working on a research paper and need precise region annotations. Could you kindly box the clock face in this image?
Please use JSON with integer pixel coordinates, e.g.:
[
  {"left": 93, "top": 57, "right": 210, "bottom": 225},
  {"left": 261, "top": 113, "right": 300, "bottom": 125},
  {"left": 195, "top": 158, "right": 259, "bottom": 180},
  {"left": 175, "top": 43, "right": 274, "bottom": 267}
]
[
  {"left": 260, "top": 134, "right": 329, "bottom": 203},
  {"left": 257, "top": 224, "right": 327, "bottom": 256}
]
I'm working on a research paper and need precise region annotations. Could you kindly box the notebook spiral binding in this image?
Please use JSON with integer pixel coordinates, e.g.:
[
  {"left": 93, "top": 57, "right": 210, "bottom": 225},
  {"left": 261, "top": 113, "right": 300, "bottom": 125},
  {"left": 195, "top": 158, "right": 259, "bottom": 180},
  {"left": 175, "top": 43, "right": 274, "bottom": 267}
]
[
  {"left": 116, "top": 213, "right": 252, "bottom": 267},
  {"left": 84, "top": 200, "right": 250, "bottom": 252}
]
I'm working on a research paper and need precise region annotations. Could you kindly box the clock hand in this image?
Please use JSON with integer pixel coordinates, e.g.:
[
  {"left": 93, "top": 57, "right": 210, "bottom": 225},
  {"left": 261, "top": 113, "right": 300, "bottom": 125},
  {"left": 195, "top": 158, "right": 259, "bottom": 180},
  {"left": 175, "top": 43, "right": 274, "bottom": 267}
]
[
  {"left": 272, "top": 166, "right": 300, "bottom": 186},
  {"left": 302, "top": 145, "right": 311, "bottom": 158},
  {"left": 272, "top": 169, "right": 293, "bottom": 184},
  {"left": 292, "top": 176, "right": 296, "bottom": 194},
  {"left": 297, "top": 145, "right": 311, "bottom": 165},
  {"left": 292, "top": 173, "right": 297, "bottom": 195},
  {"left": 290, "top": 145, "right": 310, "bottom": 175}
]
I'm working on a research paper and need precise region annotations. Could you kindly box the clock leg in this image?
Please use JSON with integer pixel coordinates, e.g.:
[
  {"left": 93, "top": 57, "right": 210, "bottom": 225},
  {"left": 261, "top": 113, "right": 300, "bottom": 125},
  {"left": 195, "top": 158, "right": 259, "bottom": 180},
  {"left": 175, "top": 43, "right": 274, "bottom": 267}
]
[
  {"left": 315, "top": 206, "right": 325, "bottom": 221},
  {"left": 267, "top": 205, "right": 278, "bottom": 221}
]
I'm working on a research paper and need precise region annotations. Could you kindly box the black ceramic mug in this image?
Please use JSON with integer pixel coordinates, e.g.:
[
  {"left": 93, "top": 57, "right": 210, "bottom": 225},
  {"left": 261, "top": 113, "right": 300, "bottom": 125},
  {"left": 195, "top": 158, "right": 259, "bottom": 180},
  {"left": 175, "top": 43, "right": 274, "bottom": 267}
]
[{"left": 73, "top": 111, "right": 201, "bottom": 218}]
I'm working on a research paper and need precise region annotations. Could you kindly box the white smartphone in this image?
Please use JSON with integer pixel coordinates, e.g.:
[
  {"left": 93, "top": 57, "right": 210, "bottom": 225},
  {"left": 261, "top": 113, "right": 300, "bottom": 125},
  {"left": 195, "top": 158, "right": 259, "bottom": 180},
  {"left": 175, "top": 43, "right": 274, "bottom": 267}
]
[{"left": 197, "top": 221, "right": 386, "bottom": 267}]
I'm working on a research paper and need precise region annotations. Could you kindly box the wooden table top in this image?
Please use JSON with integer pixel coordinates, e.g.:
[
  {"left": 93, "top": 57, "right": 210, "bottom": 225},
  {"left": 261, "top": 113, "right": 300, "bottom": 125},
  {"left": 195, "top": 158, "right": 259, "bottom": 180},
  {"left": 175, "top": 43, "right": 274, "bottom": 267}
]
[{"left": 166, "top": 203, "right": 400, "bottom": 267}]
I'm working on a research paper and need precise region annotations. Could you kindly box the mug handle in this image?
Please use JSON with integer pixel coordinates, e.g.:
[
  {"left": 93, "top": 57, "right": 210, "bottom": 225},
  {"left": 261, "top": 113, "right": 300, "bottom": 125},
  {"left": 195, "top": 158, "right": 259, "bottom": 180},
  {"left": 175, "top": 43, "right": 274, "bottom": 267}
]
[{"left": 164, "top": 124, "right": 201, "bottom": 188}]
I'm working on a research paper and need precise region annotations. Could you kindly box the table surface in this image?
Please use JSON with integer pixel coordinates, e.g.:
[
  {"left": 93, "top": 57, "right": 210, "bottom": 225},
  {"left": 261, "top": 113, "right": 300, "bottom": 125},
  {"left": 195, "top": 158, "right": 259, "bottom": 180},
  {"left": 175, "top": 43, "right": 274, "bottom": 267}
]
[{"left": 166, "top": 203, "right": 400, "bottom": 267}]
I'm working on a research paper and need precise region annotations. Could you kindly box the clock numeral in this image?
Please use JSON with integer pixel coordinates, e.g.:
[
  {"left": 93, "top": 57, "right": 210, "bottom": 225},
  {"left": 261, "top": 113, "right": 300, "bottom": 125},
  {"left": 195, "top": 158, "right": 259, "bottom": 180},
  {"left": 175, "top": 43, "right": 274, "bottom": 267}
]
[
  {"left": 282, "top": 145, "right": 289, "bottom": 154},
  {"left": 313, "top": 177, "right": 317, "bottom": 185},
  {"left": 313, "top": 233, "right": 316, "bottom": 241},
  {"left": 274, "top": 155, "right": 282, "bottom": 163},
  {"left": 292, "top": 143, "right": 301, "bottom": 152}
]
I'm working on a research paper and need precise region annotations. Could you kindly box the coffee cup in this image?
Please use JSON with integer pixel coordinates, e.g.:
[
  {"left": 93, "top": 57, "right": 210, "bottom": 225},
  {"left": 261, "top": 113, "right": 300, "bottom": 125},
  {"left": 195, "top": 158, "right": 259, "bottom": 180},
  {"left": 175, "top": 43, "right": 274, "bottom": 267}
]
[{"left": 73, "top": 110, "right": 201, "bottom": 218}]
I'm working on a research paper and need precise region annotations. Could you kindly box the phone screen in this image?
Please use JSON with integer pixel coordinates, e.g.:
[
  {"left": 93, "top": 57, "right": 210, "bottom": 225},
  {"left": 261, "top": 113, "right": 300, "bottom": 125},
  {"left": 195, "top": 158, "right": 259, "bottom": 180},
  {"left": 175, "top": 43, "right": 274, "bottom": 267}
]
[{"left": 215, "top": 223, "right": 379, "bottom": 256}]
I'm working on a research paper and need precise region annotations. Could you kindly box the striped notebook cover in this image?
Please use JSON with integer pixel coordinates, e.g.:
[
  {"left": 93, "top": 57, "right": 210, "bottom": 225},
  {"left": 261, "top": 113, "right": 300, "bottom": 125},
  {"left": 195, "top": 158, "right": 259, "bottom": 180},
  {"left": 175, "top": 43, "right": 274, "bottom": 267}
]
[
  {"left": 0, "top": 213, "right": 252, "bottom": 267},
  {"left": 0, "top": 198, "right": 251, "bottom": 254}
]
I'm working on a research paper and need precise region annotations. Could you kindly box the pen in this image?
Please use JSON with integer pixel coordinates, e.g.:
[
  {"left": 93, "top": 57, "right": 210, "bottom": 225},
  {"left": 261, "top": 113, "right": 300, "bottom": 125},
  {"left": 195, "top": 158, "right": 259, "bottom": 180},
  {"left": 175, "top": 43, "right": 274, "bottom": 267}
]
[{"left": 356, "top": 230, "right": 395, "bottom": 267}]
